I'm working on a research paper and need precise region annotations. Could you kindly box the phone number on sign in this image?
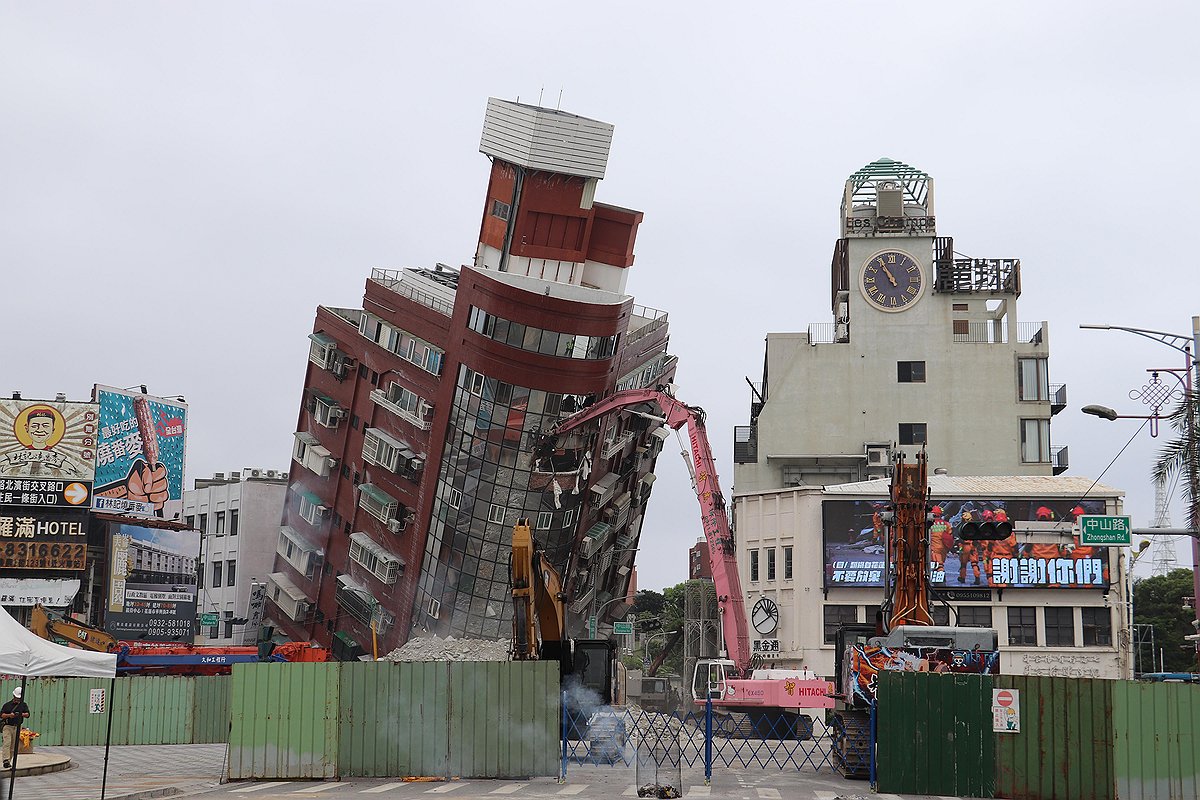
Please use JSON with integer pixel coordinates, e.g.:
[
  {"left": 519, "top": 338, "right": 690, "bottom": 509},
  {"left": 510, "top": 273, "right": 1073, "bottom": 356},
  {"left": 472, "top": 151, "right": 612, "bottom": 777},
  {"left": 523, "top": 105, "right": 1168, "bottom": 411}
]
[{"left": 0, "top": 541, "right": 86, "bottom": 569}]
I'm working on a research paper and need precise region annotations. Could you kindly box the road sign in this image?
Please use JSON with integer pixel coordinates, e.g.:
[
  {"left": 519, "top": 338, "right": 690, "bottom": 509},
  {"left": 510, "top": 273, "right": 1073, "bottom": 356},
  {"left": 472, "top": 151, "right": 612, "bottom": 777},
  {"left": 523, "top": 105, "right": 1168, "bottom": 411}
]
[
  {"left": 992, "top": 688, "right": 1020, "bottom": 733},
  {"left": 89, "top": 688, "right": 105, "bottom": 714},
  {"left": 588, "top": 615, "right": 597, "bottom": 638},
  {"left": 1079, "top": 515, "right": 1132, "bottom": 546},
  {"left": 613, "top": 621, "right": 634, "bottom": 635},
  {"left": 199, "top": 613, "right": 218, "bottom": 627}
]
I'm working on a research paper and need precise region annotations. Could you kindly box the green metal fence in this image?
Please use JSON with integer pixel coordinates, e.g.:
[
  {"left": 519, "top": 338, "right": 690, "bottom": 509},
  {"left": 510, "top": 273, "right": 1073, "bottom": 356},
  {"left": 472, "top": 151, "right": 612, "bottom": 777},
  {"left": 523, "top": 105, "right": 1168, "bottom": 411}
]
[
  {"left": 877, "top": 671, "right": 1199, "bottom": 800},
  {"left": 1112, "top": 680, "right": 1199, "bottom": 800},
  {"left": 227, "top": 660, "right": 559, "bottom": 780},
  {"left": 0, "top": 674, "right": 230, "bottom": 746},
  {"left": 877, "top": 671, "right": 996, "bottom": 797}
]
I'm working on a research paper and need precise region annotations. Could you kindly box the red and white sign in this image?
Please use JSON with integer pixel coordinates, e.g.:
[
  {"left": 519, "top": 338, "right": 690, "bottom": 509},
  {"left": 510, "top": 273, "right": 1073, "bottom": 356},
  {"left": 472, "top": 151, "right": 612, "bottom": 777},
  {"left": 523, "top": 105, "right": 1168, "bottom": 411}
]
[{"left": 992, "top": 688, "right": 1020, "bottom": 733}]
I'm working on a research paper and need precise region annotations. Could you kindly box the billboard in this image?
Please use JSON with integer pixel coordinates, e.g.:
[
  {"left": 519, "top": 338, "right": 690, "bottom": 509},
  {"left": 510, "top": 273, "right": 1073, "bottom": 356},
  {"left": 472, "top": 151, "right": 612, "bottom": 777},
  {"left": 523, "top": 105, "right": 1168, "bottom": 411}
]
[
  {"left": 92, "top": 387, "right": 188, "bottom": 517},
  {"left": 844, "top": 644, "right": 1001, "bottom": 706},
  {"left": 0, "top": 509, "right": 89, "bottom": 570},
  {"left": 106, "top": 522, "right": 199, "bottom": 642},
  {"left": 823, "top": 498, "right": 1110, "bottom": 589},
  {"left": 0, "top": 399, "right": 97, "bottom": 507}
]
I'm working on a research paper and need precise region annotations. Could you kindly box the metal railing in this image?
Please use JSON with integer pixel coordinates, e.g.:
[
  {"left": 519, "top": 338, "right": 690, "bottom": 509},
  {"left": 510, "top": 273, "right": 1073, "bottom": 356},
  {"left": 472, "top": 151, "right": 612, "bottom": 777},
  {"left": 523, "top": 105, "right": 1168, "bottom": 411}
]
[
  {"left": 1017, "top": 321, "right": 1047, "bottom": 344},
  {"left": 1052, "top": 445, "right": 1069, "bottom": 473},
  {"left": 370, "top": 268, "right": 455, "bottom": 316},
  {"left": 953, "top": 321, "right": 1008, "bottom": 344}
]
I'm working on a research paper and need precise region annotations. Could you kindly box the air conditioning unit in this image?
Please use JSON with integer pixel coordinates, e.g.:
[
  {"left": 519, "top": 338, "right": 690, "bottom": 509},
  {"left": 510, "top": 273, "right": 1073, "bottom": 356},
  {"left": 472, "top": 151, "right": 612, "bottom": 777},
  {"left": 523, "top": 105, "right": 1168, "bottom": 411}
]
[
  {"left": 279, "top": 471, "right": 289, "bottom": 480},
  {"left": 266, "top": 469, "right": 279, "bottom": 478},
  {"left": 386, "top": 518, "right": 404, "bottom": 533},
  {"left": 324, "top": 457, "right": 339, "bottom": 471},
  {"left": 316, "top": 505, "right": 329, "bottom": 518},
  {"left": 329, "top": 407, "right": 346, "bottom": 420},
  {"left": 866, "top": 445, "right": 890, "bottom": 466},
  {"left": 331, "top": 362, "right": 348, "bottom": 379},
  {"left": 248, "top": 468, "right": 263, "bottom": 478},
  {"left": 835, "top": 321, "right": 849, "bottom": 343},
  {"left": 409, "top": 458, "right": 424, "bottom": 472}
]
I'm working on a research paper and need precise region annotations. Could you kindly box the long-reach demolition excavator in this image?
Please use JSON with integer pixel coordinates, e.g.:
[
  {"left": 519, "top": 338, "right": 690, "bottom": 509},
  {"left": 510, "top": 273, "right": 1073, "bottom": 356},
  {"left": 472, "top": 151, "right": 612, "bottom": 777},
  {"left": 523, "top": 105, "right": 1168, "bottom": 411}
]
[
  {"left": 546, "top": 385, "right": 833, "bottom": 739},
  {"left": 829, "top": 450, "right": 1001, "bottom": 778}
]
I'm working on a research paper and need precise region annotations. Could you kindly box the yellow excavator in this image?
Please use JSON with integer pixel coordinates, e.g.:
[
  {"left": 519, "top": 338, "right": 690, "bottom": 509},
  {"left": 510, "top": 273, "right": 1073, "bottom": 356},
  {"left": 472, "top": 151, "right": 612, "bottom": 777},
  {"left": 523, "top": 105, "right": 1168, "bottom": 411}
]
[
  {"left": 30, "top": 604, "right": 120, "bottom": 653},
  {"left": 510, "top": 518, "right": 618, "bottom": 744}
]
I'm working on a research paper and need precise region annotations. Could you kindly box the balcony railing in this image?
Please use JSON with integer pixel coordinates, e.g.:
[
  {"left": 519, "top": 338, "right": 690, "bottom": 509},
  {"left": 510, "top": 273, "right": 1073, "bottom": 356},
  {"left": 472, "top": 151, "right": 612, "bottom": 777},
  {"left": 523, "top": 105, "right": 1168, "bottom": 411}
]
[
  {"left": 953, "top": 321, "right": 1008, "bottom": 344},
  {"left": 1052, "top": 445, "right": 1069, "bottom": 475},
  {"left": 1050, "top": 383, "right": 1067, "bottom": 415},
  {"left": 370, "top": 269, "right": 455, "bottom": 316},
  {"left": 1017, "top": 321, "right": 1046, "bottom": 344}
]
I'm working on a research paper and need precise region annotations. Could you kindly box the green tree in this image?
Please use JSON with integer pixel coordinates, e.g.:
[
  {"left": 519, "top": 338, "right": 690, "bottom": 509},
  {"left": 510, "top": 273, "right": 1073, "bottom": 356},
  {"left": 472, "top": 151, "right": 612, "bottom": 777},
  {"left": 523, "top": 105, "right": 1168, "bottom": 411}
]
[
  {"left": 1152, "top": 388, "right": 1199, "bottom": 534},
  {"left": 1133, "top": 567, "right": 1199, "bottom": 673}
]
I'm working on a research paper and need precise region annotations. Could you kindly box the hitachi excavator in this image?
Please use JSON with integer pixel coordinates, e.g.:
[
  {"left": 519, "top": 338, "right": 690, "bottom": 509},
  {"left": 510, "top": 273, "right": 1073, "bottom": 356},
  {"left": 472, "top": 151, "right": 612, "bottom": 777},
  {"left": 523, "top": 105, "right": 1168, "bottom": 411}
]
[
  {"left": 547, "top": 385, "right": 833, "bottom": 739},
  {"left": 829, "top": 450, "right": 1001, "bottom": 778},
  {"left": 510, "top": 518, "right": 617, "bottom": 742}
]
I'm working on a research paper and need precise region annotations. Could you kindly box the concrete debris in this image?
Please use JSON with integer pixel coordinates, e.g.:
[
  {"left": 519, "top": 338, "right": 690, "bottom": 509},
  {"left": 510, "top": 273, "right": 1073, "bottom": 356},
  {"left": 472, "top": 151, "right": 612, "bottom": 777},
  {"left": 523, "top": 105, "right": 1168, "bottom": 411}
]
[{"left": 383, "top": 635, "right": 510, "bottom": 662}]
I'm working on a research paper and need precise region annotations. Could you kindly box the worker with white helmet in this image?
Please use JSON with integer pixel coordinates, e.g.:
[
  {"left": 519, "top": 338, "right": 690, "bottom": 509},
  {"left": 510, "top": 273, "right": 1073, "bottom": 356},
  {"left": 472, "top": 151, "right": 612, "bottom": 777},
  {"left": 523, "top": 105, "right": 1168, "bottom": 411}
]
[{"left": 1, "top": 686, "right": 30, "bottom": 768}]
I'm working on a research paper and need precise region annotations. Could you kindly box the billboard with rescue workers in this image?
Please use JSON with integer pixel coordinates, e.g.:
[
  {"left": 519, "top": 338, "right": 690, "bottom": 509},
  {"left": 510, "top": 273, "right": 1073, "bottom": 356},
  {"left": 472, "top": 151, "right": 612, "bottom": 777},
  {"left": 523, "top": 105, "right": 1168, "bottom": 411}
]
[{"left": 823, "top": 498, "right": 1110, "bottom": 589}]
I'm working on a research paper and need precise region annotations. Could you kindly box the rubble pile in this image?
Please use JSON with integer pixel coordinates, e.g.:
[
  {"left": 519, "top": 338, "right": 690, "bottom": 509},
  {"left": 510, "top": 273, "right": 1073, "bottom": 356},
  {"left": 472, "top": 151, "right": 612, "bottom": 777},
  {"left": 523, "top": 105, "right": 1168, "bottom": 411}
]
[{"left": 384, "top": 635, "right": 511, "bottom": 662}]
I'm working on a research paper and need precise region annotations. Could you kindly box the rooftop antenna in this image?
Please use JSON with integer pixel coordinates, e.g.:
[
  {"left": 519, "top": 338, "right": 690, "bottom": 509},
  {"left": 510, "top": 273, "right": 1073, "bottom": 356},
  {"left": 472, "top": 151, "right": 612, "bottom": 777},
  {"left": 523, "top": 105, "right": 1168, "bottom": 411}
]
[
  {"left": 557, "top": 87, "right": 563, "bottom": 110},
  {"left": 538, "top": 86, "right": 544, "bottom": 106}
]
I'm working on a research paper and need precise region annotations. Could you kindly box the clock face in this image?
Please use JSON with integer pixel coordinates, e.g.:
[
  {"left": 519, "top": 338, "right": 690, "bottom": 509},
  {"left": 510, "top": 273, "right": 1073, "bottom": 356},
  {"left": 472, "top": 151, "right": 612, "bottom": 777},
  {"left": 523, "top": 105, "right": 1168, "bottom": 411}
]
[
  {"left": 861, "top": 250, "right": 923, "bottom": 311},
  {"left": 751, "top": 598, "right": 780, "bottom": 635}
]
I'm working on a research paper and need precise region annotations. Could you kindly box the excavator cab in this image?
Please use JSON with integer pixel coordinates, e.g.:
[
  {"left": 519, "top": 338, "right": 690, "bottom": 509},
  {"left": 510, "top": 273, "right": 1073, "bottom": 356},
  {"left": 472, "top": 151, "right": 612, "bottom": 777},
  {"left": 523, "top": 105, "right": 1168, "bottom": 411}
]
[{"left": 691, "top": 657, "right": 734, "bottom": 704}]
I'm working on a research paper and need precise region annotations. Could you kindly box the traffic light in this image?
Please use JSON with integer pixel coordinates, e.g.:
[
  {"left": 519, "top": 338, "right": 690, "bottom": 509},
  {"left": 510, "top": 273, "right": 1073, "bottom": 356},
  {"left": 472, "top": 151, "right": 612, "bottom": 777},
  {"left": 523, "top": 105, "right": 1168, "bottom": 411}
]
[{"left": 957, "top": 512, "right": 1013, "bottom": 541}]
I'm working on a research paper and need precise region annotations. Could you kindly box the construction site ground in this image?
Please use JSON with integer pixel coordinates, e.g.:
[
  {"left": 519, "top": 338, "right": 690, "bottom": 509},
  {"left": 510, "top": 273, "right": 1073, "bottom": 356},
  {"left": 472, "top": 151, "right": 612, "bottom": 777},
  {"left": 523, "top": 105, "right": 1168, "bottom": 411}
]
[{"left": 0, "top": 743, "right": 984, "bottom": 800}]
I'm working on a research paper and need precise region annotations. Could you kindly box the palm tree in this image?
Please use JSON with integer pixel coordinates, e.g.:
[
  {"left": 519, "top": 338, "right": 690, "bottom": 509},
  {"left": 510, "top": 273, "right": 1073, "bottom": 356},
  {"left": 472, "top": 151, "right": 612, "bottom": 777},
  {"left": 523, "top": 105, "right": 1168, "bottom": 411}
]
[{"left": 1152, "top": 388, "right": 1200, "bottom": 536}]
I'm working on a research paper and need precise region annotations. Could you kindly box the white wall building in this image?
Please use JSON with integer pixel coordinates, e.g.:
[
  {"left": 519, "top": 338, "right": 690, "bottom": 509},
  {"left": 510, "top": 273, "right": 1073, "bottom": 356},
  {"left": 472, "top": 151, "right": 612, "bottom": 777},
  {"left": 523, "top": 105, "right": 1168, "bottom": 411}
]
[
  {"left": 171, "top": 469, "right": 288, "bottom": 645},
  {"left": 731, "top": 159, "right": 1131, "bottom": 680}
]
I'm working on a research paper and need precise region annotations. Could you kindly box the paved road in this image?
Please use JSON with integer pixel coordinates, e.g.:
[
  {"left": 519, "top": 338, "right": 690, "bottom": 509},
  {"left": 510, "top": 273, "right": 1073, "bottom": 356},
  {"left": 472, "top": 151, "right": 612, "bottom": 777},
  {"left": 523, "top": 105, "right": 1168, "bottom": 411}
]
[{"left": 0, "top": 745, "right": 978, "bottom": 800}]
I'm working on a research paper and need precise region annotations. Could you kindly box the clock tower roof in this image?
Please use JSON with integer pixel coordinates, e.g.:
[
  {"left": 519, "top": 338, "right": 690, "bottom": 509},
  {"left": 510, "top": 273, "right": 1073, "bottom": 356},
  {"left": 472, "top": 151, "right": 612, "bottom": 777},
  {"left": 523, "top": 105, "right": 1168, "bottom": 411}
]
[{"left": 841, "top": 157, "right": 936, "bottom": 237}]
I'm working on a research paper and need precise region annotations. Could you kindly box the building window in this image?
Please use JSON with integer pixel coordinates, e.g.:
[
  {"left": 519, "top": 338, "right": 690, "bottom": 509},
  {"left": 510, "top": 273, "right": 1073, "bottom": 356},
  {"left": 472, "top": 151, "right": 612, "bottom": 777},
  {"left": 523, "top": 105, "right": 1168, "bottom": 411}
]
[
  {"left": 227, "top": 560, "right": 237, "bottom": 587},
  {"left": 448, "top": 488, "right": 462, "bottom": 508},
  {"left": 958, "top": 606, "right": 992, "bottom": 628},
  {"left": 490, "top": 199, "right": 511, "bottom": 220},
  {"left": 1007, "top": 606, "right": 1037, "bottom": 645},
  {"left": 749, "top": 550, "right": 759, "bottom": 582},
  {"left": 199, "top": 513, "right": 207, "bottom": 532},
  {"left": 1082, "top": 607, "right": 1112, "bottom": 646},
  {"left": 488, "top": 504, "right": 506, "bottom": 524},
  {"left": 563, "top": 509, "right": 575, "bottom": 528},
  {"left": 211, "top": 561, "right": 222, "bottom": 588},
  {"left": 952, "top": 319, "right": 970, "bottom": 336},
  {"left": 216, "top": 512, "right": 225, "bottom": 535},
  {"left": 1018, "top": 358, "right": 1050, "bottom": 401},
  {"left": 185, "top": 515, "right": 195, "bottom": 529},
  {"left": 766, "top": 548, "right": 776, "bottom": 580},
  {"left": 864, "top": 605, "right": 881, "bottom": 627},
  {"left": 1044, "top": 607, "right": 1075, "bottom": 646},
  {"left": 952, "top": 303, "right": 969, "bottom": 311},
  {"left": 897, "top": 361, "right": 926, "bottom": 383},
  {"left": 536, "top": 511, "right": 552, "bottom": 530},
  {"left": 230, "top": 510, "right": 239, "bottom": 536},
  {"left": 823, "top": 605, "right": 858, "bottom": 644},
  {"left": 783, "top": 546, "right": 793, "bottom": 580},
  {"left": 931, "top": 605, "right": 950, "bottom": 626},
  {"left": 1020, "top": 418, "right": 1051, "bottom": 463},
  {"left": 899, "top": 423, "right": 927, "bottom": 445}
]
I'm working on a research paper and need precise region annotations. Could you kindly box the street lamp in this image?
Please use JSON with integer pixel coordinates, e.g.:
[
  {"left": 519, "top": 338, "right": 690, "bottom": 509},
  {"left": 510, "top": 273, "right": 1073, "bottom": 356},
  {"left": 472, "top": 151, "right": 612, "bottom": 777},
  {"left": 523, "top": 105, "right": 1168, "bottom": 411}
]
[
  {"left": 1082, "top": 318, "right": 1200, "bottom": 655},
  {"left": 643, "top": 629, "right": 678, "bottom": 668}
]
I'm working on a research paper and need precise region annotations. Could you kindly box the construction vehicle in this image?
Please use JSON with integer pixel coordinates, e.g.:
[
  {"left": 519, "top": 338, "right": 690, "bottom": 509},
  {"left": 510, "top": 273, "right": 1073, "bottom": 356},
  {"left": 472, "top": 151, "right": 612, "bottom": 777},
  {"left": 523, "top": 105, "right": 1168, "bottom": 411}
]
[
  {"left": 548, "top": 385, "right": 833, "bottom": 738},
  {"left": 510, "top": 518, "right": 618, "bottom": 743},
  {"left": 30, "top": 604, "right": 328, "bottom": 675},
  {"left": 829, "top": 451, "right": 1001, "bottom": 778}
]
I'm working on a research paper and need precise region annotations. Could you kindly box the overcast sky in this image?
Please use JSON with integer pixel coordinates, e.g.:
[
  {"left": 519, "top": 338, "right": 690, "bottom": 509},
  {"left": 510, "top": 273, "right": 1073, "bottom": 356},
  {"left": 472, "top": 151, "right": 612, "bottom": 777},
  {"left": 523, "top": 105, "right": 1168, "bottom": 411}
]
[{"left": 4, "top": 2, "right": 1197, "bottom": 591}]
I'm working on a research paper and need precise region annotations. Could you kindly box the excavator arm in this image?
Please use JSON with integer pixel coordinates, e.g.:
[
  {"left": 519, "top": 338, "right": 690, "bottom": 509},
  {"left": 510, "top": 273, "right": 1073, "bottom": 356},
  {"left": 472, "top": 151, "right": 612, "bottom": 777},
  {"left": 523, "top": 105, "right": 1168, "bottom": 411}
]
[
  {"left": 30, "top": 604, "right": 120, "bottom": 653},
  {"left": 551, "top": 386, "right": 751, "bottom": 675},
  {"left": 510, "top": 518, "right": 568, "bottom": 661}
]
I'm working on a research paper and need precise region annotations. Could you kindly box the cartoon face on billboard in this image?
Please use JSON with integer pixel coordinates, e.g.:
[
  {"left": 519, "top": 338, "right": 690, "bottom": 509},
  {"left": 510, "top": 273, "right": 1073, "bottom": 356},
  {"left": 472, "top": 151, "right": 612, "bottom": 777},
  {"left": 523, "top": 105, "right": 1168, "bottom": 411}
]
[{"left": 0, "top": 400, "right": 98, "bottom": 481}]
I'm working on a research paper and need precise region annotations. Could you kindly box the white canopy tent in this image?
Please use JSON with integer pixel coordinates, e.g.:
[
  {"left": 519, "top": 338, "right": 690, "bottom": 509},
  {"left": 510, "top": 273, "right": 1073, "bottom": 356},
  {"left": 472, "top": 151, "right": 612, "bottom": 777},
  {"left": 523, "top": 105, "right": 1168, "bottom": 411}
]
[{"left": 0, "top": 604, "right": 116, "bottom": 678}]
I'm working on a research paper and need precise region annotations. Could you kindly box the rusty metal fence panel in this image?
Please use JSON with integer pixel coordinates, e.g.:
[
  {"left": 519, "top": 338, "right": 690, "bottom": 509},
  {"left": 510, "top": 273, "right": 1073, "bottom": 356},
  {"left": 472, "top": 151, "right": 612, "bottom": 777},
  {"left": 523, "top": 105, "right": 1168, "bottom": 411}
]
[
  {"left": 995, "top": 675, "right": 1114, "bottom": 800},
  {"left": 877, "top": 671, "right": 995, "bottom": 797},
  {"left": 1112, "top": 681, "right": 1200, "bottom": 800}
]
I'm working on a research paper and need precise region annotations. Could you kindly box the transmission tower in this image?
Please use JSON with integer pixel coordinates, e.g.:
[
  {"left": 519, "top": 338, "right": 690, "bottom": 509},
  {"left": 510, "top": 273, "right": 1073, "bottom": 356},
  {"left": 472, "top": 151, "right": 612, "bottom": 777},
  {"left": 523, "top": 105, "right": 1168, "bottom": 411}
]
[{"left": 1150, "top": 480, "right": 1177, "bottom": 576}]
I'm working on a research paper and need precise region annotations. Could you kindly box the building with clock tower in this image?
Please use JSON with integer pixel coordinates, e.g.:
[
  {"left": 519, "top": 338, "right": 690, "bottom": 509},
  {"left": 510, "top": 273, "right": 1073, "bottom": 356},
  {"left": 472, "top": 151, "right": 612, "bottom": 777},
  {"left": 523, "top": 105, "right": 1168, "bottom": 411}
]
[
  {"left": 728, "top": 159, "right": 1130, "bottom": 681},
  {"left": 735, "top": 157, "right": 1065, "bottom": 493}
]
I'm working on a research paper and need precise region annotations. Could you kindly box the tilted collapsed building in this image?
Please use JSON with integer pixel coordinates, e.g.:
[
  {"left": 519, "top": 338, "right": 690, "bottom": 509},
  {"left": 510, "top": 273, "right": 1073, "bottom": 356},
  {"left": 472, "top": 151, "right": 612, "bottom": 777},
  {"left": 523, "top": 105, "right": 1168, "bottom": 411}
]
[{"left": 267, "top": 99, "right": 676, "bottom": 658}]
